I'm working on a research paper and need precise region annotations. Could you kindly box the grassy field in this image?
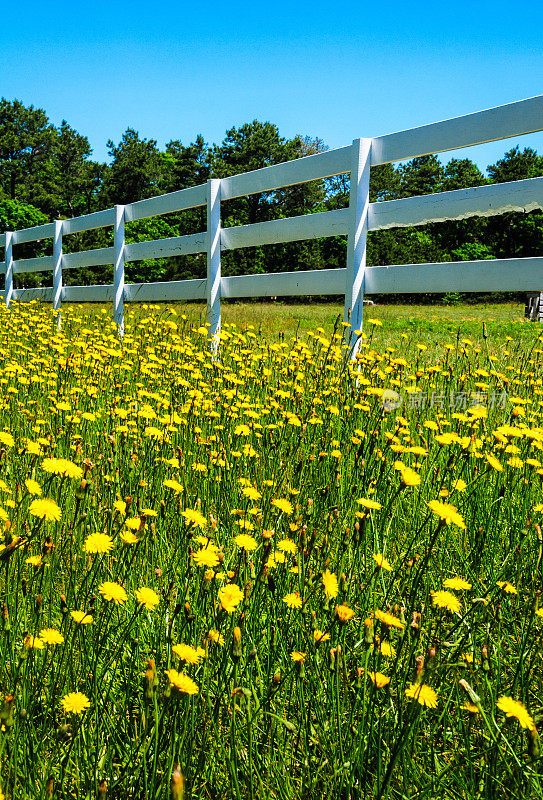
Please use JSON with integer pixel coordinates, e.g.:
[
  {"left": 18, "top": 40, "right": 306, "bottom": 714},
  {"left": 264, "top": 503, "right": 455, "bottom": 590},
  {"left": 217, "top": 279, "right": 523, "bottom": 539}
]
[
  {"left": 0, "top": 300, "right": 543, "bottom": 799},
  {"left": 138, "top": 300, "right": 533, "bottom": 343}
]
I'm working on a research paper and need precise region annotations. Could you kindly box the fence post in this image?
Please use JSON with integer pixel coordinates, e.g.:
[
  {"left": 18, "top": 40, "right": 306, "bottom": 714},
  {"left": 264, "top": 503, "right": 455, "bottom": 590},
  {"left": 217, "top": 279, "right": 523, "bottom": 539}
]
[
  {"left": 344, "top": 138, "right": 372, "bottom": 358},
  {"left": 113, "top": 205, "right": 125, "bottom": 339},
  {"left": 53, "top": 220, "right": 63, "bottom": 328},
  {"left": 206, "top": 178, "right": 221, "bottom": 346},
  {"left": 4, "top": 231, "right": 13, "bottom": 308}
]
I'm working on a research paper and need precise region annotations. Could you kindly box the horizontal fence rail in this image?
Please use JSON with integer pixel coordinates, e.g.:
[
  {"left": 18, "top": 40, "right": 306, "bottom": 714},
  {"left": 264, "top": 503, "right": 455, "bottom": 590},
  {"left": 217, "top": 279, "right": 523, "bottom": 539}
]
[{"left": 2, "top": 93, "right": 543, "bottom": 352}]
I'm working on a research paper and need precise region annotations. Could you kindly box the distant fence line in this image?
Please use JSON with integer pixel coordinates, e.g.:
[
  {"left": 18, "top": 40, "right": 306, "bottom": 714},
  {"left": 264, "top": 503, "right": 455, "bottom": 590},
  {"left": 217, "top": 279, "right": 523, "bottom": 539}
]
[{"left": 2, "top": 94, "right": 543, "bottom": 352}]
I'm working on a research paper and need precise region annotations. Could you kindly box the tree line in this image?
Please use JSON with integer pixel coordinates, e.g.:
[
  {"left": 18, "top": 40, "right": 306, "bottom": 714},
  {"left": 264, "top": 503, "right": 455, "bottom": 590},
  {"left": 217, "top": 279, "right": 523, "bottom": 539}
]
[{"left": 1, "top": 97, "right": 542, "bottom": 302}]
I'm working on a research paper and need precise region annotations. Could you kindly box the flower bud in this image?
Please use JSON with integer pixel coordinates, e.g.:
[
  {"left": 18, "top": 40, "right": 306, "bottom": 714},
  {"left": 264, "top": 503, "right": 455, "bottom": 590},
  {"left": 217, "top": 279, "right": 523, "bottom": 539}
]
[
  {"left": 459, "top": 678, "right": 481, "bottom": 705},
  {"left": 231, "top": 627, "right": 242, "bottom": 661},
  {"left": 364, "top": 617, "right": 374, "bottom": 645},
  {"left": 527, "top": 726, "right": 542, "bottom": 761},
  {"left": 170, "top": 764, "right": 184, "bottom": 800},
  {"left": 481, "top": 645, "right": 490, "bottom": 673},
  {"left": 143, "top": 658, "right": 157, "bottom": 702},
  {"left": 0, "top": 693, "right": 14, "bottom": 729}
]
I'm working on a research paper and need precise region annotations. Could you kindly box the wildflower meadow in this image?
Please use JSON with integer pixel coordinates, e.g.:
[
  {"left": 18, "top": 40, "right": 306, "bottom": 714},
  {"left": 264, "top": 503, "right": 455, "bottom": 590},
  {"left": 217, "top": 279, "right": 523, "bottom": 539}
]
[{"left": 0, "top": 300, "right": 543, "bottom": 799}]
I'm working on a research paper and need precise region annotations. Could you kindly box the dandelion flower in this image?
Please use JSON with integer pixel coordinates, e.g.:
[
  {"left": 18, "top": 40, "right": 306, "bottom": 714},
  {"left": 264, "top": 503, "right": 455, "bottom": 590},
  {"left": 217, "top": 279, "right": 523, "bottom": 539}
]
[
  {"left": 432, "top": 590, "right": 462, "bottom": 614},
  {"left": 113, "top": 499, "right": 127, "bottom": 515},
  {"left": 99, "top": 581, "right": 127, "bottom": 605},
  {"left": 26, "top": 440, "right": 42, "bottom": 456},
  {"left": 0, "top": 432, "right": 14, "bottom": 448},
  {"left": 234, "top": 533, "right": 258, "bottom": 551},
  {"left": 42, "top": 458, "right": 83, "bottom": 479},
  {"left": 164, "top": 478, "right": 184, "bottom": 494},
  {"left": 496, "top": 581, "right": 517, "bottom": 595},
  {"left": 369, "top": 672, "right": 390, "bottom": 688},
  {"left": 208, "top": 629, "right": 225, "bottom": 645},
  {"left": 24, "top": 634, "right": 44, "bottom": 650},
  {"left": 135, "top": 587, "right": 160, "bottom": 610},
  {"left": 39, "top": 628, "right": 64, "bottom": 645},
  {"left": 181, "top": 508, "right": 207, "bottom": 528},
  {"left": 357, "top": 498, "right": 382, "bottom": 510},
  {"left": 374, "top": 609, "right": 404, "bottom": 629},
  {"left": 172, "top": 643, "right": 204, "bottom": 665},
  {"left": 193, "top": 548, "right": 220, "bottom": 568},
  {"left": 120, "top": 530, "right": 139, "bottom": 545},
  {"left": 283, "top": 592, "right": 303, "bottom": 609},
  {"left": 443, "top": 577, "right": 472, "bottom": 591},
  {"left": 291, "top": 651, "right": 306, "bottom": 662},
  {"left": 373, "top": 554, "right": 393, "bottom": 572},
  {"left": 496, "top": 696, "right": 535, "bottom": 729},
  {"left": 29, "top": 498, "right": 61, "bottom": 522},
  {"left": 144, "top": 426, "right": 164, "bottom": 440},
  {"left": 243, "top": 486, "right": 261, "bottom": 501},
  {"left": 24, "top": 479, "right": 42, "bottom": 496},
  {"left": 405, "top": 683, "right": 438, "bottom": 708},
  {"left": 25, "top": 555, "right": 43, "bottom": 566},
  {"left": 165, "top": 669, "right": 199, "bottom": 695},
  {"left": 271, "top": 498, "right": 293, "bottom": 515},
  {"left": 322, "top": 570, "right": 339, "bottom": 599},
  {"left": 236, "top": 518, "right": 255, "bottom": 530},
  {"left": 336, "top": 604, "right": 355, "bottom": 623},
  {"left": 435, "top": 433, "right": 458, "bottom": 446},
  {"left": 400, "top": 467, "right": 421, "bottom": 487},
  {"left": 83, "top": 532, "right": 113, "bottom": 555},
  {"left": 218, "top": 583, "right": 244, "bottom": 613},
  {"left": 427, "top": 500, "right": 465, "bottom": 529},
  {"left": 70, "top": 610, "right": 93, "bottom": 625},
  {"left": 485, "top": 453, "right": 503, "bottom": 472},
  {"left": 61, "top": 692, "right": 90, "bottom": 715},
  {"left": 277, "top": 539, "right": 297, "bottom": 554},
  {"left": 314, "top": 629, "right": 331, "bottom": 644},
  {"left": 379, "top": 641, "right": 396, "bottom": 658}
]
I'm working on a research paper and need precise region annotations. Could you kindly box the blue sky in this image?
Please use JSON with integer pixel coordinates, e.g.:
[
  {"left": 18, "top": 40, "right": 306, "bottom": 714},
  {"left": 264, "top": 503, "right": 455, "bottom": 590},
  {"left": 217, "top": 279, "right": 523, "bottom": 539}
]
[{"left": 2, "top": 0, "right": 543, "bottom": 173}]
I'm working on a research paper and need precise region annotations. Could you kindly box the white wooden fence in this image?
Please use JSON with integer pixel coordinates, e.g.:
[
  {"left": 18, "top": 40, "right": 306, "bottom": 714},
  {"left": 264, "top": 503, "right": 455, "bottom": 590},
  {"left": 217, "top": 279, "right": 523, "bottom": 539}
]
[{"left": 2, "top": 93, "right": 543, "bottom": 350}]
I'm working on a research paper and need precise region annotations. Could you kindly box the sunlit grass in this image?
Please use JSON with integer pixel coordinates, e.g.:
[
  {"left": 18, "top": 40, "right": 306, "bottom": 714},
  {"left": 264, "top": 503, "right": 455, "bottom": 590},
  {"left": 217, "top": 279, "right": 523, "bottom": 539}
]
[{"left": 0, "top": 299, "right": 542, "bottom": 799}]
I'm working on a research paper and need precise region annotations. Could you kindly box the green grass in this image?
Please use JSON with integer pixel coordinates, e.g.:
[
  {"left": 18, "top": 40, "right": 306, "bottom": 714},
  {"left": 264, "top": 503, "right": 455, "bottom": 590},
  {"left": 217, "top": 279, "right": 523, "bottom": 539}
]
[
  {"left": 0, "top": 299, "right": 542, "bottom": 799},
  {"left": 128, "top": 299, "right": 534, "bottom": 343}
]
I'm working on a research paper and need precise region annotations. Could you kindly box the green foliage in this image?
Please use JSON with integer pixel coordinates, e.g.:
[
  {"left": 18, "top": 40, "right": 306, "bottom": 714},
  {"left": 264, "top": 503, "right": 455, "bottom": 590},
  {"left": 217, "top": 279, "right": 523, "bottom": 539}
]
[
  {"left": 101, "top": 128, "right": 164, "bottom": 205},
  {"left": 0, "top": 197, "right": 47, "bottom": 231},
  {"left": 451, "top": 241, "right": 495, "bottom": 261},
  {"left": 398, "top": 154, "right": 444, "bottom": 197},
  {"left": 1, "top": 98, "right": 543, "bottom": 301}
]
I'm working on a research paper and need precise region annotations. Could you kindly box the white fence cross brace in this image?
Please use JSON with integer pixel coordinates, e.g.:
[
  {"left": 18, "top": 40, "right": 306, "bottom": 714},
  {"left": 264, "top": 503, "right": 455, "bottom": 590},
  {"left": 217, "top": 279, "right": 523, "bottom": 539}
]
[{"left": 1, "top": 93, "right": 543, "bottom": 352}]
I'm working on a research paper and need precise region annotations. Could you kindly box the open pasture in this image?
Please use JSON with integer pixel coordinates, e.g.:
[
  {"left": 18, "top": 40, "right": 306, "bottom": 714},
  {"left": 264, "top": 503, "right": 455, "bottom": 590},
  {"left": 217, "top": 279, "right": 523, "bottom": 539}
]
[{"left": 0, "top": 300, "right": 542, "bottom": 799}]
